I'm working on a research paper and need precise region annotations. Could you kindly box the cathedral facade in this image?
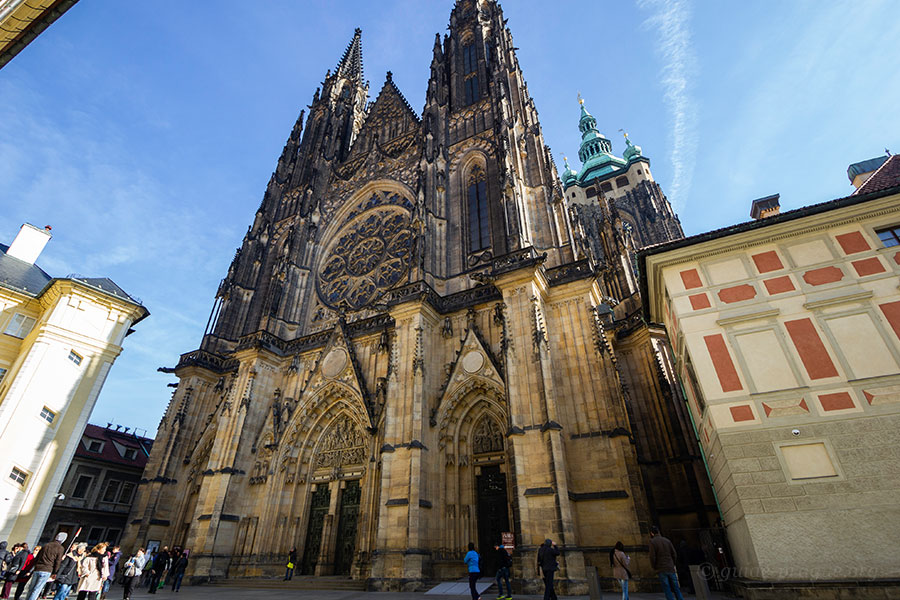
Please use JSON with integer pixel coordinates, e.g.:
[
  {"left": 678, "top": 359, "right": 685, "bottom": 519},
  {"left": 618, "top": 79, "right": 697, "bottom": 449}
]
[{"left": 123, "top": 0, "right": 716, "bottom": 592}]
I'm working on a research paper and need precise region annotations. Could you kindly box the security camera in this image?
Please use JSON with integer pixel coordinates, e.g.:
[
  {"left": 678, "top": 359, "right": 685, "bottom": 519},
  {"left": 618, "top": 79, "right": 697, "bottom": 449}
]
[
  {"left": 56, "top": 493, "right": 65, "bottom": 501},
  {"left": 791, "top": 429, "right": 800, "bottom": 437}
]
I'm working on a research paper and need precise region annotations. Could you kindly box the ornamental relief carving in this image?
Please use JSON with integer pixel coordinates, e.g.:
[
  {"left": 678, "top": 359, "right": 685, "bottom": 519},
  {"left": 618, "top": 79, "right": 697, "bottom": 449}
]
[
  {"left": 472, "top": 416, "right": 504, "bottom": 454},
  {"left": 315, "top": 415, "right": 368, "bottom": 469}
]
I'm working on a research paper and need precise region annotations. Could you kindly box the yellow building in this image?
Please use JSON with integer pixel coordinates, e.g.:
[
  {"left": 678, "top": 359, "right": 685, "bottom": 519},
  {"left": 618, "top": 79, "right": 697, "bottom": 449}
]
[
  {"left": 0, "top": 0, "right": 80, "bottom": 69},
  {"left": 0, "top": 223, "right": 148, "bottom": 543},
  {"left": 640, "top": 155, "right": 900, "bottom": 599}
]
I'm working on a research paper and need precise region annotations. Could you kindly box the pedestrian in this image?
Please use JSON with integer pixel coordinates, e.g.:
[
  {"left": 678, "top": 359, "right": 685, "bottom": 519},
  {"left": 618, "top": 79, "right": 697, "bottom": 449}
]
[
  {"left": 138, "top": 551, "right": 154, "bottom": 589},
  {"left": 609, "top": 541, "right": 630, "bottom": 600},
  {"left": 2, "top": 544, "right": 24, "bottom": 599},
  {"left": 493, "top": 542, "right": 512, "bottom": 600},
  {"left": 0, "top": 542, "right": 12, "bottom": 581},
  {"left": 51, "top": 545, "right": 82, "bottom": 600},
  {"left": 146, "top": 547, "right": 168, "bottom": 594},
  {"left": 283, "top": 548, "right": 296, "bottom": 581},
  {"left": 76, "top": 543, "right": 109, "bottom": 600},
  {"left": 13, "top": 544, "right": 37, "bottom": 600},
  {"left": 100, "top": 546, "right": 120, "bottom": 599},
  {"left": 170, "top": 553, "right": 188, "bottom": 592},
  {"left": 536, "top": 539, "right": 559, "bottom": 600},
  {"left": 649, "top": 526, "right": 684, "bottom": 600},
  {"left": 24, "top": 534, "right": 66, "bottom": 600},
  {"left": 120, "top": 549, "right": 145, "bottom": 600},
  {"left": 463, "top": 542, "right": 481, "bottom": 600}
]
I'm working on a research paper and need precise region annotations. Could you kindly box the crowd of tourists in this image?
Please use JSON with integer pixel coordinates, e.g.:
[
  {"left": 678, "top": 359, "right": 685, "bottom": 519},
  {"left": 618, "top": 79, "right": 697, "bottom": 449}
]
[
  {"left": 459, "top": 526, "right": 689, "bottom": 600},
  {"left": 0, "top": 537, "right": 188, "bottom": 600}
]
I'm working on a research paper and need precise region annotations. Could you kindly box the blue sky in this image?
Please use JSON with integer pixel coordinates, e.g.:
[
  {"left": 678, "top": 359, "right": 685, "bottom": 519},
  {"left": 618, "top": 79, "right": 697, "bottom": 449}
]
[{"left": 1, "top": 0, "right": 898, "bottom": 436}]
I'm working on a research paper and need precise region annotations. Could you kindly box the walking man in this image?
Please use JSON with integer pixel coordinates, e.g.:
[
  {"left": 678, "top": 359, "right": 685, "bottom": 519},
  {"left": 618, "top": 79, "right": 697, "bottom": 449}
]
[
  {"left": 23, "top": 534, "right": 65, "bottom": 600},
  {"left": 493, "top": 543, "right": 512, "bottom": 600},
  {"left": 649, "top": 526, "right": 684, "bottom": 600},
  {"left": 537, "top": 539, "right": 559, "bottom": 600}
]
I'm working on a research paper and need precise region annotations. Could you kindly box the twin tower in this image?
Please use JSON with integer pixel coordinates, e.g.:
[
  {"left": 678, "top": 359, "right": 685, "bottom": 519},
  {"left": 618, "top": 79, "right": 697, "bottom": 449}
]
[{"left": 124, "top": 0, "right": 710, "bottom": 592}]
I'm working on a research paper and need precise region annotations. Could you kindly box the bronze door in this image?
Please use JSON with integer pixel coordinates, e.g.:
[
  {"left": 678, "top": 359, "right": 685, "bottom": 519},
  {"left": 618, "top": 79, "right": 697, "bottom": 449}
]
[
  {"left": 476, "top": 464, "right": 510, "bottom": 575},
  {"left": 333, "top": 479, "right": 361, "bottom": 576},
  {"left": 334, "top": 479, "right": 360, "bottom": 575},
  {"left": 300, "top": 485, "right": 331, "bottom": 575}
]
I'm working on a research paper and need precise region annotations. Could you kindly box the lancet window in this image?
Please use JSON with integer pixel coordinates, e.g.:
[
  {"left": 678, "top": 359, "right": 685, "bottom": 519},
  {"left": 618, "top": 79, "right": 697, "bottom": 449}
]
[{"left": 467, "top": 165, "right": 490, "bottom": 252}]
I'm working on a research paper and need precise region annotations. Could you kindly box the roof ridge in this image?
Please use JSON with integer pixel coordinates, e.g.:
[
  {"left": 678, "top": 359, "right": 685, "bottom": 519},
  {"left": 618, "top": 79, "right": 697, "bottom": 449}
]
[{"left": 853, "top": 153, "right": 897, "bottom": 195}]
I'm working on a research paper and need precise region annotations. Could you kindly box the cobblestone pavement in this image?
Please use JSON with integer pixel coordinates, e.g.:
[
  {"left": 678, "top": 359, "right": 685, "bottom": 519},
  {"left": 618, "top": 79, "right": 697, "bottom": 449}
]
[{"left": 123, "top": 583, "right": 729, "bottom": 600}]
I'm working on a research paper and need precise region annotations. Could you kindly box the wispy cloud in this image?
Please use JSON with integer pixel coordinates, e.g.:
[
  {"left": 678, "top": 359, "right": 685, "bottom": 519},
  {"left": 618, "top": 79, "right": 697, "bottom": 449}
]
[{"left": 637, "top": 0, "right": 698, "bottom": 210}]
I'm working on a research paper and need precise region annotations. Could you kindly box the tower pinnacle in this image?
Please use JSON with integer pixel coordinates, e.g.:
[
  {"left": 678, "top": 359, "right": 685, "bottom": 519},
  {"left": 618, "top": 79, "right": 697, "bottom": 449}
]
[{"left": 336, "top": 27, "right": 364, "bottom": 82}]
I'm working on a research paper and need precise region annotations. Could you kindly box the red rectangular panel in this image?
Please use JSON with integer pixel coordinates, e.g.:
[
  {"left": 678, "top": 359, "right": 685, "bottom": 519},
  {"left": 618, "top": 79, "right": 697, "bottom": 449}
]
[
  {"left": 703, "top": 334, "right": 743, "bottom": 392},
  {"left": 880, "top": 301, "right": 900, "bottom": 341},
  {"left": 681, "top": 269, "right": 703, "bottom": 289},
  {"left": 752, "top": 251, "right": 784, "bottom": 273},
  {"left": 835, "top": 231, "right": 870, "bottom": 254},
  {"left": 852, "top": 257, "right": 886, "bottom": 277},
  {"left": 730, "top": 405, "right": 754, "bottom": 422},
  {"left": 689, "top": 293, "right": 711, "bottom": 310},
  {"left": 784, "top": 318, "right": 839, "bottom": 380},
  {"left": 818, "top": 392, "right": 855, "bottom": 411},
  {"left": 764, "top": 276, "right": 795, "bottom": 294}
]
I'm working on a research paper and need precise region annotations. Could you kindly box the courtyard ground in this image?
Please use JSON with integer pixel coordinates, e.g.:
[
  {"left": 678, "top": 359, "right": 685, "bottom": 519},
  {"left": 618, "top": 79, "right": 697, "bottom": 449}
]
[{"left": 123, "top": 582, "right": 732, "bottom": 600}]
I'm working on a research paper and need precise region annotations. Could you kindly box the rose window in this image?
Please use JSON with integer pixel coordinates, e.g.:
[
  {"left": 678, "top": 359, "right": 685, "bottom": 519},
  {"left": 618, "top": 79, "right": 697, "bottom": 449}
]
[{"left": 316, "top": 204, "right": 414, "bottom": 311}]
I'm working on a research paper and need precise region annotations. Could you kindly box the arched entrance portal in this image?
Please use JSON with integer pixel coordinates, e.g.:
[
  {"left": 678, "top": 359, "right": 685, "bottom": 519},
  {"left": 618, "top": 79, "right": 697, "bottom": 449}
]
[
  {"left": 437, "top": 380, "right": 511, "bottom": 577},
  {"left": 286, "top": 406, "right": 371, "bottom": 577}
]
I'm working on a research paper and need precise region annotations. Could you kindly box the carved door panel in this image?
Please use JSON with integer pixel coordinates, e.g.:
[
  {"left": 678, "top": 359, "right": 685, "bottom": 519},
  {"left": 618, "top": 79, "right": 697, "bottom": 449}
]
[
  {"left": 476, "top": 464, "right": 510, "bottom": 575},
  {"left": 333, "top": 479, "right": 361, "bottom": 576},
  {"left": 301, "top": 485, "right": 331, "bottom": 575}
]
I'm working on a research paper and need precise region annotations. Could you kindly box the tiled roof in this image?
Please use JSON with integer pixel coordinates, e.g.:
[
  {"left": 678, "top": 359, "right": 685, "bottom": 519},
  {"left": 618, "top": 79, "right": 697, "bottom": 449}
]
[
  {"left": 71, "top": 277, "right": 139, "bottom": 304},
  {"left": 0, "top": 243, "right": 52, "bottom": 296},
  {"left": 76, "top": 423, "right": 154, "bottom": 469},
  {"left": 853, "top": 154, "right": 900, "bottom": 195}
]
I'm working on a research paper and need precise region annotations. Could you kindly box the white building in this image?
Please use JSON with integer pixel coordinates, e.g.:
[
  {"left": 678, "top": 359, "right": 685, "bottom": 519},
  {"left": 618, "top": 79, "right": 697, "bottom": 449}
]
[{"left": 0, "top": 223, "right": 148, "bottom": 543}]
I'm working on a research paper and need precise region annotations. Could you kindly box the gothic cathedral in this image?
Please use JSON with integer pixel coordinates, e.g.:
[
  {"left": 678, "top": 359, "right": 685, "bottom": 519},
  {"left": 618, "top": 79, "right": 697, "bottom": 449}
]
[{"left": 124, "top": 0, "right": 716, "bottom": 592}]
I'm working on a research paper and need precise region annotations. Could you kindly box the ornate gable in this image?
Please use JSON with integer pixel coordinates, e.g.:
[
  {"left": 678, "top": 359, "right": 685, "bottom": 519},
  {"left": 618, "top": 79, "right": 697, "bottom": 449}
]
[{"left": 299, "top": 319, "right": 374, "bottom": 428}]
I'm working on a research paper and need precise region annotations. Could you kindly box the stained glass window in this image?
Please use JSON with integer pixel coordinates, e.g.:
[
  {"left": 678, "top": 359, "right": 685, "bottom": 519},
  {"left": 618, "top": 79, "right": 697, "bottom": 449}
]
[{"left": 468, "top": 166, "right": 490, "bottom": 252}]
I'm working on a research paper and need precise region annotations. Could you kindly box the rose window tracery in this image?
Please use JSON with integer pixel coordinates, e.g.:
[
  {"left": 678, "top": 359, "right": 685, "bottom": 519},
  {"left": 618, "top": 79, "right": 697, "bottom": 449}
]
[{"left": 316, "top": 198, "right": 414, "bottom": 312}]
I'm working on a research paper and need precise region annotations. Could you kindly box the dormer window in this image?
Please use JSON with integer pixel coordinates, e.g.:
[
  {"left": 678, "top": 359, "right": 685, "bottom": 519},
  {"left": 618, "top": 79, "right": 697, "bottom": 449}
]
[
  {"left": 86, "top": 439, "right": 104, "bottom": 453},
  {"left": 124, "top": 448, "right": 138, "bottom": 460}
]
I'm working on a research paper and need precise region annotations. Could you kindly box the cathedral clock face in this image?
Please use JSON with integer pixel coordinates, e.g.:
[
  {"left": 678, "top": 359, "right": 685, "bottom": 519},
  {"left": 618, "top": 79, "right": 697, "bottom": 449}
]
[{"left": 316, "top": 203, "right": 414, "bottom": 312}]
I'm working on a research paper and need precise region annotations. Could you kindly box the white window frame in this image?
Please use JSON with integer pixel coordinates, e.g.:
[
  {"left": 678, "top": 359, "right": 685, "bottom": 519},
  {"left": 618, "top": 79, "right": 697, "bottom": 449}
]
[
  {"left": 3, "top": 313, "right": 36, "bottom": 338},
  {"left": 85, "top": 439, "right": 104, "bottom": 453}
]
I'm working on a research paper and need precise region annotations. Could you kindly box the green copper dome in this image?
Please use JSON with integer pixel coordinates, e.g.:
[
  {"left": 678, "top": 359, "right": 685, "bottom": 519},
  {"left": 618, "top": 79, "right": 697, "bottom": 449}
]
[
  {"left": 623, "top": 135, "right": 642, "bottom": 161},
  {"left": 561, "top": 156, "right": 577, "bottom": 185}
]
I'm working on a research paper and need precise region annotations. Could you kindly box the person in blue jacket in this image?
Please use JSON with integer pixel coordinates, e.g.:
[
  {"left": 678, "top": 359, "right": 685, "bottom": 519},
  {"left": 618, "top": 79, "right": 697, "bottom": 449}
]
[{"left": 463, "top": 542, "right": 481, "bottom": 600}]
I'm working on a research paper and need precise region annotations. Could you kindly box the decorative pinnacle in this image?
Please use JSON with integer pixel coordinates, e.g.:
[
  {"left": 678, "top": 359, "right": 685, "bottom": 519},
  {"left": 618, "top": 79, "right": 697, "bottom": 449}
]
[{"left": 577, "top": 91, "right": 584, "bottom": 105}]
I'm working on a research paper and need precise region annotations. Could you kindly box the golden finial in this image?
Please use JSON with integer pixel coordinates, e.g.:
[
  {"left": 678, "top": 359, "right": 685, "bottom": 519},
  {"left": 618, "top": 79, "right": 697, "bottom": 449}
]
[{"left": 577, "top": 91, "right": 584, "bottom": 105}]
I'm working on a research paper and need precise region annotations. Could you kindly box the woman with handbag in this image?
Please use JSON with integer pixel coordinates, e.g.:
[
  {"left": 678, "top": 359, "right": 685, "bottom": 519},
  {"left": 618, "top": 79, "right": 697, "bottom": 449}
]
[
  {"left": 610, "top": 541, "right": 631, "bottom": 600},
  {"left": 120, "top": 549, "right": 144, "bottom": 600}
]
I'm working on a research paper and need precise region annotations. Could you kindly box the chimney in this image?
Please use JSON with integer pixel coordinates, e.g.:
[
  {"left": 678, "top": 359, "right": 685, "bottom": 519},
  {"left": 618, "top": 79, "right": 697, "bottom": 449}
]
[
  {"left": 6, "top": 224, "right": 52, "bottom": 264},
  {"left": 750, "top": 194, "right": 780, "bottom": 220}
]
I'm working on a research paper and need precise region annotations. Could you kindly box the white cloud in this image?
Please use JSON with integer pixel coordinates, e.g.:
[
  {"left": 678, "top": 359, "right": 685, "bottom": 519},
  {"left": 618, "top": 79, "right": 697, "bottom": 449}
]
[{"left": 637, "top": 0, "right": 698, "bottom": 210}]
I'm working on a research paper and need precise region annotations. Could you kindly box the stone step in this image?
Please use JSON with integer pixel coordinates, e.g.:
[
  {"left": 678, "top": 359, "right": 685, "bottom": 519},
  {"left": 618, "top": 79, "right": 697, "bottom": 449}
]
[{"left": 208, "top": 576, "right": 366, "bottom": 591}]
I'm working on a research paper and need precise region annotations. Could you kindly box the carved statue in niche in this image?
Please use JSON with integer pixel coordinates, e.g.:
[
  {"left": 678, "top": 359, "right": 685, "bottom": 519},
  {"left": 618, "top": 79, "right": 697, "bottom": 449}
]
[
  {"left": 472, "top": 416, "right": 504, "bottom": 454},
  {"left": 316, "top": 414, "right": 367, "bottom": 468}
]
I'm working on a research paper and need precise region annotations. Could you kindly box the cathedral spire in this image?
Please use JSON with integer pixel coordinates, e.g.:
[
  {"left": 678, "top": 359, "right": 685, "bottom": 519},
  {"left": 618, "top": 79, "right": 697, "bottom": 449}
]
[{"left": 335, "top": 27, "right": 363, "bottom": 82}]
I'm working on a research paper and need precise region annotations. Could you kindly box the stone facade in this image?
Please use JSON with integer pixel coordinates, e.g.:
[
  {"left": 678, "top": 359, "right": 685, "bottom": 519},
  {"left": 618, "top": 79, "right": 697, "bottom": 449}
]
[
  {"left": 123, "top": 0, "right": 714, "bottom": 593},
  {"left": 640, "top": 171, "right": 900, "bottom": 598}
]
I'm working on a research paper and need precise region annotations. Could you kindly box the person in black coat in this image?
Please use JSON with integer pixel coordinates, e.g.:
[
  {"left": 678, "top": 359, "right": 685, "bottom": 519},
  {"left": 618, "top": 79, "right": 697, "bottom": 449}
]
[
  {"left": 51, "top": 550, "right": 81, "bottom": 600},
  {"left": 146, "top": 548, "right": 169, "bottom": 595},
  {"left": 537, "top": 539, "right": 560, "bottom": 600},
  {"left": 2, "top": 544, "right": 23, "bottom": 599},
  {"left": 493, "top": 544, "right": 513, "bottom": 599}
]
